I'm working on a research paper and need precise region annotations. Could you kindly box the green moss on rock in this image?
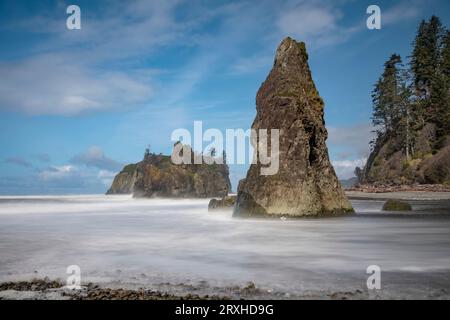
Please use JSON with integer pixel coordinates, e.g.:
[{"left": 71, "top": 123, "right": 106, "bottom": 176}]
[
  {"left": 122, "top": 164, "right": 137, "bottom": 174},
  {"left": 382, "top": 199, "right": 412, "bottom": 211}
]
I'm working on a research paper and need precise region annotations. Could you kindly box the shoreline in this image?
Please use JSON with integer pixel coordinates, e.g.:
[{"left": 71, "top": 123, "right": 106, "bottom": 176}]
[
  {"left": 1, "top": 276, "right": 449, "bottom": 300},
  {"left": 0, "top": 278, "right": 227, "bottom": 300},
  {"left": 345, "top": 190, "right": 450, "bottom": 201},
  {"left": 347, "top": 184, "right": 450, "bottom": 193}
]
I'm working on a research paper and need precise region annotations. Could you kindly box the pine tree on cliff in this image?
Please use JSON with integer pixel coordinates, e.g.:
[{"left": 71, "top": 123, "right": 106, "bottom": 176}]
[
  {"left": 443, "top": 30, "right": 450, "bottom": 80},
  {"left": 362, "top": 16, "right": 449, "bottom": 185},
  {"left": 398, "top": 68, "right": 414, "bottom": 159},
  {"left": 410, "top": 16, "right": 445, "bottom": 125},
  {"left": 434, "top": 29, "right": 450, "bottom": 146},
  {"left": 371, "top": 54, "right": 405, "bottom": 135},
  {"left": 442, "top": 30, "right": 450, "bottom": 122},
  {"left": 371, "top": 54, "right": 412, "bottom": 158}
]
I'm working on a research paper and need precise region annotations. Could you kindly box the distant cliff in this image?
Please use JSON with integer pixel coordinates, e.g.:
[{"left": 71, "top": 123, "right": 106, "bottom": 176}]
[{"left": 107, "top": 145, "right": 231, "bottom": 198}]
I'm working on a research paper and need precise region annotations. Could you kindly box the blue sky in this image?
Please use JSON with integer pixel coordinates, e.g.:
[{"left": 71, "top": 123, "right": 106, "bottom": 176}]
[{"left": 0, "top": 0, "right": 449, "bottom": 194}]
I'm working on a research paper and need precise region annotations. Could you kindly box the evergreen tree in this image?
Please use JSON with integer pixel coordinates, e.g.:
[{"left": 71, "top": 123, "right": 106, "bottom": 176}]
[
  {"left": 429, "top": 22, "right": 450, "bottom": 148},
  {"left": 364, "top": 15, "right": 448, "bottom": 182},
  {"left": 442, "top": 30, "right": 450, "bottom": 80},
  {"left": 410, "top": 16, "right": 445, "bottom": 124},
  {"left": 437, "top": 29, "right": 450, "bottom": 138},
  {"left": 411, "top": 20, "right": 430, "bottom": 100},
  {"left": 371, "top": 54, "right": 404, "bottom": 136},
  {"left": 371, "top": 54, "right": 413, "bottom": 158},
  {"left": 397, "top": 68, "right": 414, "bottom": 159}
]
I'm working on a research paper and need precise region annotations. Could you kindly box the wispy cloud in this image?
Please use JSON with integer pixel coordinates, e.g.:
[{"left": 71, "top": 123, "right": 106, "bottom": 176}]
[
  {"left": 327, "top": 122, "right": 374, "bottom": 179},
  {"left": 34, "top": 153, "right": 51, "bottom": 163},
  {"left": 276, "top": 2, "right": 359, "bottom": 49},
  {"left": 71, "top": 146, "right": 122, "bottom": 172},
  {"left": 97, "top": 170, "right": 117, "bottom": 187},
  {"left": 230, "top": 54, "right": 273, "bottom": 75},
  {"left": 0, "top": 54, "right": 154, "bottom": 115},
  {"left": 0, "top": 0, "right": 430, "bottom": 117},
  {"left": 1, "top": 147, "right": 122, "bottom": 194},
  {"left": 327, "top": 123, "right": 374, "bottom": 157},
  {"left": 4, "top": 156, "right": 33, "bottom": 168},
  {"left": 38, "top": 165, "right": 77, "bottom": 181},
  {"left": 0, "top": 0, "right": 184, "bottom": 116},
  {"left": 332, "top": 157, "right": 367, "bottom": 179},
  {"left": 383, "top": 0, "right": 424, "bottom": 26},
  {"left": 34, "top": 164, "right": 113, "bottom": 192}
]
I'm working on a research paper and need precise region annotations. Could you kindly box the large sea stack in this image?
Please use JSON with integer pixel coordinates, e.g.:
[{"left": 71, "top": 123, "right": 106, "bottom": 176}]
[
  {"left": 107, "top": 145, "right": 231, "bottom": 198},
  {"left": 234, "top": 37, "right": 353, "bottom": 217}
]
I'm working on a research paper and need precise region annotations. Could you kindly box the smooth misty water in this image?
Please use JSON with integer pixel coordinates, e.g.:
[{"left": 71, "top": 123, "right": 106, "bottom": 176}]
[{"left": 0, "top": 195, "right": 449, "bottom": 299}]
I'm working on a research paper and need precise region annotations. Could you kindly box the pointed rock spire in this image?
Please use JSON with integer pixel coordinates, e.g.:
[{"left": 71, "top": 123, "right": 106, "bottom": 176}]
[{"left": 234, "top": 37, "right": 353, "bottom": 217}]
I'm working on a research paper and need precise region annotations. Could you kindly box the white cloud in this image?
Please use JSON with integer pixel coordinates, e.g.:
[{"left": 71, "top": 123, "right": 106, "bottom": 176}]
[
  {"left": 0, "top": 54, "right": 153, "bottom": 115},
  {"left": 327, "top": 123, "right": 374, "bottom": 157},
  {"left": 31, "top": 147, "right": 122, "bottom": 191},
  {"left": 0, "top": 0, "right": 185, "bottom": 116},
  {"left": 332, "top": 157, "right": 367, "bottom": 179},
  {"left": 38, "top": 165, "right": 77, "bottom": 181},
  {"left": 33, "top": 164, "right": 115, "bottom": 193},
  {"left": 276, "top": 3, "right": 358, "bottom": 49},
  {"left": 276, "top": 0, "right": 424, "bottom": 50},
  {"left": 7, "top": 0, "right": 183, "bottom": 62},
  {"left": 0, "top": 147, "right": 123, "bottom": 194},
  {"left": 278, "top": 4, "right": 337, "bottom": 38},
  {"left": 98, "top": 170, "right": 117, "bottom": 187},
  {"left": 2, "top": 0, "right": 394, "bottom": 116},
  {"left": 327, "top": 123, "right": 373, "bottom": 178}
]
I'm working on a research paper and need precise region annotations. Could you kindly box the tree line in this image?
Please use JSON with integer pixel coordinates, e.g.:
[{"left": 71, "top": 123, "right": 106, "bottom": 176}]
[{"left": 371, "top": 16, "right": 450, "bottom": 159}]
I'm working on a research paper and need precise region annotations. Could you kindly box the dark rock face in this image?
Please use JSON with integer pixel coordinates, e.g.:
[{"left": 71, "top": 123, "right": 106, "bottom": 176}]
[
  {"left": 107, "top": 146, "right": 231, "bottom": 198},
  {"left": 234, "top": 37, "right": 353, "bottom": 217},
  {"left": 362, "top": 123, "right": 450, "bottom": 185}
]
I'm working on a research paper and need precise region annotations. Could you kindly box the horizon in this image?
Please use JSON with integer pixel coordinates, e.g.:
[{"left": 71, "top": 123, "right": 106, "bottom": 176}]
[{"left": 1, "top": 0, "right": 450, "bottom": 195}]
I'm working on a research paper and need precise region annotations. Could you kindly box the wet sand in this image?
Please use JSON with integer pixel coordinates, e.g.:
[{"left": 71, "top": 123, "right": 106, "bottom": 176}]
[{"left": 346, "top": 190, "right": 450, "bottom": 201}]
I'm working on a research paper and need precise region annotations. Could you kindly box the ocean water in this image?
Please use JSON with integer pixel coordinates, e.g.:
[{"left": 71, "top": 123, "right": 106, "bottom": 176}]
[{"left": 0, "top": 195, "right": 449, "bottom": 299}]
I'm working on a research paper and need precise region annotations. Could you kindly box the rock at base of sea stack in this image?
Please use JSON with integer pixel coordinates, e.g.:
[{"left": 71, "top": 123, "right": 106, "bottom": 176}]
[
  {"left": 208, "top": 195, "right": 236, "bottom": 211},
  {"left": 234, "top": 37, "right": 353, "bottom": 217}
]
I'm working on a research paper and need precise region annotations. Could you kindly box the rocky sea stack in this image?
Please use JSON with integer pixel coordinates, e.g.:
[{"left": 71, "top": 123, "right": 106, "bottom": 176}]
[
  {"left": 234, "top": 37, "right": 353, "bottom": 217},
  {"left": 107, "top": 145, "right": 231, "bottom": 198}
]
